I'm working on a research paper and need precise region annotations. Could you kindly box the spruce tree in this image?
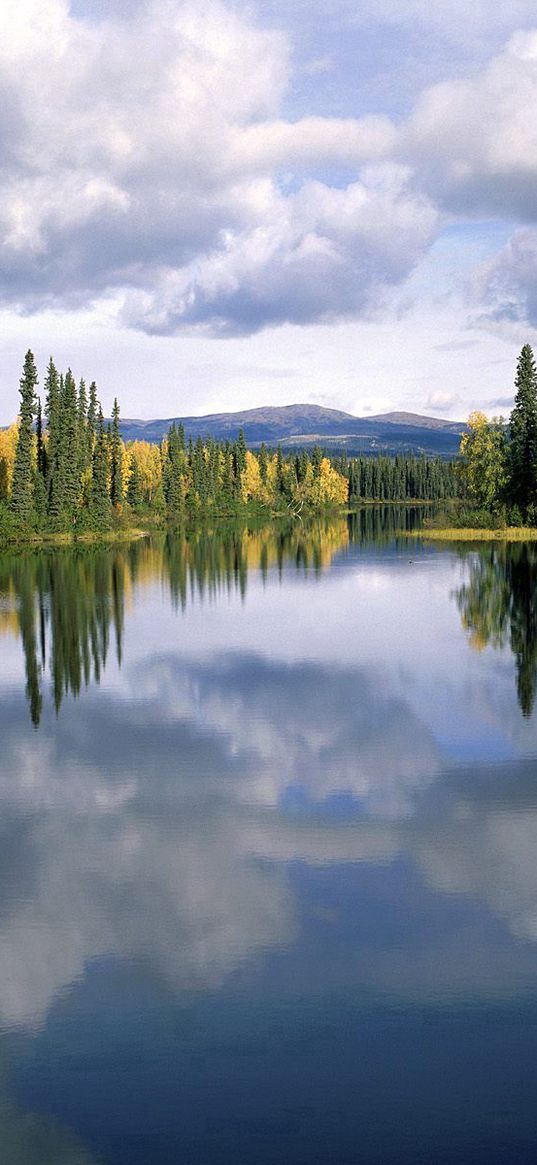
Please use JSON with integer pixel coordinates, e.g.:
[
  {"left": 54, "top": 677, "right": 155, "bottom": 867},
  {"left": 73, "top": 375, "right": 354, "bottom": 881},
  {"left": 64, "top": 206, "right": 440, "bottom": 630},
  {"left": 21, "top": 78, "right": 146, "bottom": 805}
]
[
  {"left": 110, "top": 397, "right": 123, "bottom": 507},
  {"left": 0, "top": 458, "right": 8, "bottom": 503},
  {"left": 193, "top": 436, "right": 207, "bottom": 505},
  {"left": 78, "top": 378, "right": 93, "bottom": 474},
  {"left": 34, "top": 398, "right": 47, "bottom": 520},
  {"left": 221, "top": 443, "right": 235, "bottom": 506},
  {"left": 259, "top": 442, "right": 268, "bottom": 485},
  {"left": 60, "top": 369, "right": 81, "bottom": 522},
  {"left": 164, "top": 424, "right": 184, "bottom": 520},
  {"left": 87, "top": 382, "right": 98, "bottom": 439},
  {"left": 509, "top": 344, "right": 537, "bottom": 516},
  {"left": 311, "top": 445, "right": 323, "bottom": 480},
  {"left": 126, "top": 451, "right": 142, "bottom": 508},
  {"left": 235, "top": 428, "right": 247, "bottom": 476},
  {"left": 91, "top": 409, "right": 112, "bottom": 528},
  {"left": 44, "top": 358, "right": 60, "bottom": 509},
  {"left": 11, "top": 350, "right": 38, "bottom": 522},
  {"left": 275, "top": 445, "right": 286, "bottom": 497},
  {"left": 47, "top": 372, "right": 66, "bottom": 522}
]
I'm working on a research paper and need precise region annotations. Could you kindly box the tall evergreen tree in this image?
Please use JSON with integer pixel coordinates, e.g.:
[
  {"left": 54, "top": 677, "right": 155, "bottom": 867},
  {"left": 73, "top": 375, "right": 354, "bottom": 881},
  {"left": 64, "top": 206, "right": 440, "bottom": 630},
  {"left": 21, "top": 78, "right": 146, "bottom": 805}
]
[
  {"left": 509, "top": 344, "right": 537, "bottom": 515},
  {"left": 91, "top": 408, "right": 112, "bottom": 528},
  {"left": 44, "top": 358, "right": 60, "bottom": 506},
  {"left": 275, "top": 445, "right": 286, "bottom": 497},
  {"left": 87, "top": 381, "right": 98, "bottom": 439},
  {"left": 0, "top": 458, "right": 8, "bottom": 503},
  {"left": 78, "top": 378, "right": 93, "bottom": 475},
  {"left": 163, "top": 424, "right": 185, "bottom": 520},
  {"left": 126, "top": 451, "right": 142, "bottom": 508},
  {"left": 311, "top": 445, "right": 323, "bottom": 480},
  {"left": 259, "top": 441, "right": 268, "bottom": 485},
  {"left": 110, "top": 397, "right": 123, "bottom": 507},
  {"left": 234, "top": 428, "right": 247, "bottom": 478},
  {"left": 11, "top": 350, "right": 38, "bottom": 522},
  {"left": 34, "top": 398, "right": 47, "bottom": 519},
  {"left": 60, "top": 369, "right": 81, "bottom": 522}
]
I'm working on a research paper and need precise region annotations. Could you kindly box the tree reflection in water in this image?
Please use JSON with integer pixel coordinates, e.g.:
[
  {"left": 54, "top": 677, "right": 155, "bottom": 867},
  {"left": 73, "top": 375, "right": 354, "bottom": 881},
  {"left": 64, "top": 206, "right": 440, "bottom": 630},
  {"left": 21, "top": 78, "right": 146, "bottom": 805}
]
[
  {"left": 456, "top": 542, "right": 537, "bottom": 717},
  {"left": 0, "top": 519, "right": 355, "bottom": 724},
  {"left": 5, "top": 510, "right": 535, "bottom": 724}
]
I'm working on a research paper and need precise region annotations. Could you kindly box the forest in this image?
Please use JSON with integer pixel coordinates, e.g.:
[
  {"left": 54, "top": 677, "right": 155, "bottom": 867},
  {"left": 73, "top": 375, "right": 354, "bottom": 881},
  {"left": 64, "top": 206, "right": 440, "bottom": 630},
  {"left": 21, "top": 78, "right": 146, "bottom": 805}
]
[
  {"left": 457, "top": 344, "right": 537, "bottom": 526},
  {"left": 0, "top": 351, "right": 457, "bottom": 543}
]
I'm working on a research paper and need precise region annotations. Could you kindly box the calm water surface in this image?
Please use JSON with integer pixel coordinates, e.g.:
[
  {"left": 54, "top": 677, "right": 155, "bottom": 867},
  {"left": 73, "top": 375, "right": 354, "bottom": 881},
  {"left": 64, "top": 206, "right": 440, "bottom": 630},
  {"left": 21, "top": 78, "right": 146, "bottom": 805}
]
[{"left": 1, "top": 511, "right": 537, "bottom": 1163}]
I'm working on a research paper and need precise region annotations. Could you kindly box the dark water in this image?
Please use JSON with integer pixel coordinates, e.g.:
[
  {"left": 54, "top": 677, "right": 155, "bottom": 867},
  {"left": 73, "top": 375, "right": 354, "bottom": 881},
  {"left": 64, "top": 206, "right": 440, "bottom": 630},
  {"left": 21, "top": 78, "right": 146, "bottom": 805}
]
[{"left": 1, "top": 511, "right": 537, "bottom": 1164}]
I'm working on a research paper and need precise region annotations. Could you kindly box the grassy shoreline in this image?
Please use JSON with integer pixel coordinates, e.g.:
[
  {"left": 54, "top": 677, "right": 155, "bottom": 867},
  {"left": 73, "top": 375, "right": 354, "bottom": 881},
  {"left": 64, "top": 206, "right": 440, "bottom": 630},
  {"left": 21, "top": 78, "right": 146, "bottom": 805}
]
[
  {"left": 0, "top": 501, "right": 363, "bottom": 551},
  {"left": 7, "top": 512, "right": 537, "bottom": 552},
  {"left": 0, "top": 527, "right": 151, "bottom": 550}
]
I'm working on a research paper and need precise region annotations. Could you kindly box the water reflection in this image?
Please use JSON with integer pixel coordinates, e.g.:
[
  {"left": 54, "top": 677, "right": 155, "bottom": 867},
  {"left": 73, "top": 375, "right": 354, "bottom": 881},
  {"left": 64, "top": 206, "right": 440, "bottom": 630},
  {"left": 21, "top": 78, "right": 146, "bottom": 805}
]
[
  {"left": 0, "top": 519, "right": 537, "bottom": 1027},
  {"left": 0, "top": 1078, "right": 95, "bottom": 1164},
  {"left": 2, "top": 517, "right": 537, "bottom": 1161},
  {"left": 2, "top": 514, "right": 537, "bottom": 725},
  {"left": 0, "top": 509, "right": 420, "bottom": 725},
  {"left": 0, "top": 669, "right": 537, "bottom": 1033},
  {"left": 456, "top": 542, "right": 537, "bottom": 716}
]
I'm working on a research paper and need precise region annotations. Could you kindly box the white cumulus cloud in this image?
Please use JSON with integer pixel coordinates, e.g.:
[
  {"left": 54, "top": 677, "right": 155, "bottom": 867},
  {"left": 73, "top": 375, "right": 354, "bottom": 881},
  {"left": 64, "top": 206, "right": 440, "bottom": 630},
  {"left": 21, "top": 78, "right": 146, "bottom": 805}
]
[
  {"left": 0, "top": 0, "right": 436, "bottom": 335},
  {"left": 404, "top": 29, "right": 537, "bottom": 219}
]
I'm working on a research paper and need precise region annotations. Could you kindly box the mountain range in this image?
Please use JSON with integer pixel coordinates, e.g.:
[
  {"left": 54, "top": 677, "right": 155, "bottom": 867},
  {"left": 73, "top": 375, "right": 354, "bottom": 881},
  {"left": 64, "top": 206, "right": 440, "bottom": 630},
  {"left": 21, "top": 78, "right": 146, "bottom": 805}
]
[{"left": 118, "top": 404, "right": 466, "bottom": 457}]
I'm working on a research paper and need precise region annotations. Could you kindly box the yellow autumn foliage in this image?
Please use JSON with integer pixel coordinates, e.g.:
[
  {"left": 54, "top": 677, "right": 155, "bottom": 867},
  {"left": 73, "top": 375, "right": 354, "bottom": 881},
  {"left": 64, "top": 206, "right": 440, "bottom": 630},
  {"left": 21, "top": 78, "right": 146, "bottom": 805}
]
[
  {"left": 129, "top": 440, "right": 163, "bottom": 501},
  {"left": 295, "top": 458, "right": 348, "bottom": 508},
  {"left": 0, "top": 422, "right": 19, "bottom": 497}
]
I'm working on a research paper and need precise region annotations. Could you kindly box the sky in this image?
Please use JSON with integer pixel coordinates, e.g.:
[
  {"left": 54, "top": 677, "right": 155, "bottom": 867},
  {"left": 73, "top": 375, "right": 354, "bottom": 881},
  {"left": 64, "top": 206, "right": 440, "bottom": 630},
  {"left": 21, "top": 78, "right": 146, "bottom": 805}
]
[{"left": 1, "top": 0, "right": 537, "bottom": 422}]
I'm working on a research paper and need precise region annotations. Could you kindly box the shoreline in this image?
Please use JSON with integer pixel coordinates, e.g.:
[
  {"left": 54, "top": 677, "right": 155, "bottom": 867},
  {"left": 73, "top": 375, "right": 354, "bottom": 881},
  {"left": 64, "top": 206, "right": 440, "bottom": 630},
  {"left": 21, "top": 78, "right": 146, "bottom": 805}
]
[
  {"left": 0, "top": 527, "right": 151, "bottom": 551},
  {"left": 7, "top": 511, "right": 537, "bottom": 553},
  {"left": 407, "top": 526, "right": 537, "bottom": 542}
]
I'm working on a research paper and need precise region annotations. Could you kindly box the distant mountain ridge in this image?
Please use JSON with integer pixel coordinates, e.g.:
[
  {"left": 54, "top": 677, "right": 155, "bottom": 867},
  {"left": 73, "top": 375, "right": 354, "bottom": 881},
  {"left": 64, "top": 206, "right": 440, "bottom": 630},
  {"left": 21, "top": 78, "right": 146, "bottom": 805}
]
[
  {"left": 118, "top": 403, "right": 466, "bottom": 457},
  {"left": 365, "top": 411, "right": 464, "bottom": 433}
]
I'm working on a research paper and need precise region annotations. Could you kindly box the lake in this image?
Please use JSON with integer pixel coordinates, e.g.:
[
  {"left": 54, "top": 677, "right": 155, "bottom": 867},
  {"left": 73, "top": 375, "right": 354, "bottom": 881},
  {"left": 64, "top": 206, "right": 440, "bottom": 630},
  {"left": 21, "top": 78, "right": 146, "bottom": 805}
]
[{"left": 1, "top": 511, "right": 537, "bottom": 1164}]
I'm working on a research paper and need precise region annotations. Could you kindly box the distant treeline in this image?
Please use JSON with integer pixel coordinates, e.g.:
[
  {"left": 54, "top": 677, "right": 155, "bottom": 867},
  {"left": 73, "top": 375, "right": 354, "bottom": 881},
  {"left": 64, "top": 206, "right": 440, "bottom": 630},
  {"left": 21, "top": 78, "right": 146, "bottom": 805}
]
[
  {"left": 341, "top": 454, "right": 457, "bottom": 502},
  {"left": 0, "top": 350, "right": 459, "bottom": 543}
]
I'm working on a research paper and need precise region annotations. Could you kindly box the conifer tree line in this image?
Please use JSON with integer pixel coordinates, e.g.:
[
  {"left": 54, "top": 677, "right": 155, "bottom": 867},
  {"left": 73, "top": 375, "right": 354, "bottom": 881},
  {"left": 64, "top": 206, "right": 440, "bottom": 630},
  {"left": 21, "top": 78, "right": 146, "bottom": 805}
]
[
  {"left": 4, "top": 351, "right": 124, "bottom": 533},
  {"left": 0, "top": 350, "right": 348, "bottom": 531},
  {"left": 459, "top": 344, "right": 537, "bottom": 524},
  {"left": 0, "top": 350, "right": 462, "bottom": 538},
  {"left": 341, "top": 453, "right": 457, "bottom": 502}
]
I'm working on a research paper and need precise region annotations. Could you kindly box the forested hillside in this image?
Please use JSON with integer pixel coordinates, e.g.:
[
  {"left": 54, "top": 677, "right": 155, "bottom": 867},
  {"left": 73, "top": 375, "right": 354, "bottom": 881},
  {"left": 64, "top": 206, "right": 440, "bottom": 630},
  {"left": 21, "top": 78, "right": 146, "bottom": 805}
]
[{"left": 0, "top": 351, "right": 459, "bottom": 544}]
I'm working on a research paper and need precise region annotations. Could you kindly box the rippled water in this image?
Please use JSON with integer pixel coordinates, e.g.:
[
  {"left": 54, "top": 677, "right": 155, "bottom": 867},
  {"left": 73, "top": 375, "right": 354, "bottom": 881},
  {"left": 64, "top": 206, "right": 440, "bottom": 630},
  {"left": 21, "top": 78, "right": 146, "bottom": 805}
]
[{"left": 1, "top": 511, "right": 537, "bottom": 1164}]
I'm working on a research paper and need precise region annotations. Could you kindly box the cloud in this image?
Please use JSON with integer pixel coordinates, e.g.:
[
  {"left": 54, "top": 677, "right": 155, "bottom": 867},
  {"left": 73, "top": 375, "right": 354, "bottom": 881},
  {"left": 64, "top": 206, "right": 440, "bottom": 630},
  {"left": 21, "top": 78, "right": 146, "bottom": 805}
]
[
  {"left": 477, "top": 228, "right": 537, "bottom": 326},
  {"left": 2, "top": 669, "right": 537, "bottom": 1027},
  {"left": 487, "top": 396, "right": 514, "bottom": 409},
  {"left": 121, "top": 167, "right": 438, "bottom": 335},
  {"left": 130, "top": 652, "right": 442, "bottom": 813},
  {"left": 0, "top": 0, "right": 289, "bottom": 302},
  {"left": 1, "top": 1, "right": 537, "bottom": 344},
  {"left": 423, "top": 390, "right": 462, "bottom": 413},
  {"left": 0, "top": 0, "right": 438, "bottom": 337},
  {"left": 434, "top": 340, "right": 479, "bottom": 353},
  {"left": 0, "top": 644, "right": 444, "bottom": 1027},
  {"left": 404, "top": 31, "right": 537, "bottom": 220}
]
